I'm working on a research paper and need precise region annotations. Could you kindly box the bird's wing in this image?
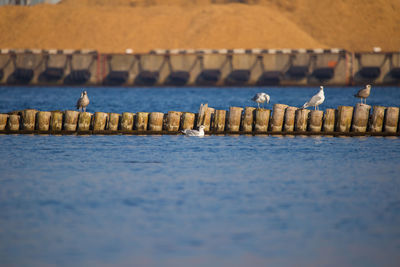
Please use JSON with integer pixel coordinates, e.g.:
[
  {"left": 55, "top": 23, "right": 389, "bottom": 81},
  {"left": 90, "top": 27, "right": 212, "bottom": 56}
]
[
  {"left": 308, "top": 94, "right": 322, "bottom": 105},
  {"left": 76, "top": 98, "right": 82, "bottom": 109}
]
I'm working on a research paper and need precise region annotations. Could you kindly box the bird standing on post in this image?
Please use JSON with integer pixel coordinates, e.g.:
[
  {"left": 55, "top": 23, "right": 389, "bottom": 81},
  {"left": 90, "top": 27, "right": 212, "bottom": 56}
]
[
  {"left": 302, "top": 86, "right": 325, "bottom": 110},
  {"left": 76, "top": 90, "right": 90, "bottom": 112},
  {"left": 252, "top": 92, "right": 270, "bottom": 108},
  {"left": 354, "top": 84, "right": 371, "bottom": 104}
]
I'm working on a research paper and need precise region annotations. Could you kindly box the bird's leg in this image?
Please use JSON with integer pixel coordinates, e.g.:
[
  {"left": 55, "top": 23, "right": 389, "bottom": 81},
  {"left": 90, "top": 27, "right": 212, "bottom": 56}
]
[
  {"left": 257, "top": 103, "right": 260, "bottom": 109},
  {"left": 84, "top": 107, "right": 86, "bottom": 112}
]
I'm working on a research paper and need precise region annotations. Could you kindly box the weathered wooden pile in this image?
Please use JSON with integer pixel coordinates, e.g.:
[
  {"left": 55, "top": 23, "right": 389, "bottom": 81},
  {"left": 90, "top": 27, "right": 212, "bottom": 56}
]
[{"left": 0, "top": 104, "right": 399, "bottom": 136}]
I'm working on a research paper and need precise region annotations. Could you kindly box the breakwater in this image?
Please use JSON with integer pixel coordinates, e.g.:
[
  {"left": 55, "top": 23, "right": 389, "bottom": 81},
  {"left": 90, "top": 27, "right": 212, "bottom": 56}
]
[
  {"left": 0, "top": 49, "right": 399, "bottom": 86},
  {"left": 1, "top": 104, "right": 399, "bottom": 136}
]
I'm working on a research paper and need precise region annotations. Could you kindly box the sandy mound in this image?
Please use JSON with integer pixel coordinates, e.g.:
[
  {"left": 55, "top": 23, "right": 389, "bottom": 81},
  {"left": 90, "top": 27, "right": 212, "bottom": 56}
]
[{"left": 0, "top": 0, "right": 399, "bottom": 53}]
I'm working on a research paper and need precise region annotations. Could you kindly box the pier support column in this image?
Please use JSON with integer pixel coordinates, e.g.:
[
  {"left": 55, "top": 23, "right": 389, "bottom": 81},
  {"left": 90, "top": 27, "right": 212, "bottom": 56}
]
[
  {"left": 166, "top": 111, "right": 182, "bottom": 131},
  {"left": 384, "top": 107, "right": 399, "bottom": 133},
  {"left": 22, "top": 109, "right": 38, "bottom": 130},
  {"left": 149, "top": 112, "right": 164, "bottom": 131},
  {"left": 36, "top": 111, "right": 51, "bottom": 131},
  {"left": 0, "top": 114, "right": 8, "bottom": 130},
  {"left": 93, "top": 112, "right": 108, "bottom": 131},
  {"left": 295, "top": 109, "right": 310, "bottom": 132},
  {"left": 370, "top": 106, "right": 386, "bottom": 133},
  {"left": 64, "top": 110, "right": 79, "bottom": 131},
  {"left": 7, "top": 115, "right": 20, "bottom": 131},
  {"left": 135, "top": 112, "right": 149, "bottom": 131},
  {"left": 108, "top": 113, "right": 120, "bottom": 131},
  {"left": 242, "top": 107, "right": 256, "bottom": 132},
  {"left": 227, "top": 107, "right": 243, "bottom": 132},
  {"left": 50, "top": 111, "right": 63, "bottom": 131},
  {"left": 181, "top": 112, "right": 195, "bottom": 130},
  {"left": 254, "top": 108, "right": 270, "bottom": 132},
  {"left": 78, "top": 112, "right": 92, "bottom": 131},
  {"left": 213, "top": 110, "right": 226, "bottom": 132},
  {"left": 352, "top": 104, "right": 371, "bottom": 132},
  {"left": 323, "top": 109, "right": 336, "bottom": 132},
  {"left": 336, "top": 106, "right": 353, "bottom": 133},
  {"left": 271, "top": 104, "right": 288, "bottom": 132},
  {"left": 283, "top": 106, "right": 298, "bottom": 132},
  {"left": 121, "top": 112, "right": 134, "bottom": 131},
  {"left": 309, "top": 110, "right": 324, "bottom": 132}
]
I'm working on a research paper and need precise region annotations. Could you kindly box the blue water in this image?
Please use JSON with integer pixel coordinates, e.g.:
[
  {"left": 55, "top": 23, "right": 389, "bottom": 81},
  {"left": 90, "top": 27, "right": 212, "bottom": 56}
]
[{"left": 0, "top": 86, "right": 400, "bottom": 267}]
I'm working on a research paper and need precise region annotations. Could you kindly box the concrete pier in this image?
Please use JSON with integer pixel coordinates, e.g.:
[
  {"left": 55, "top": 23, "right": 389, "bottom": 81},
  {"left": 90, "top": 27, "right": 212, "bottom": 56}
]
[
  {"left": 1, "top": 49, "right": 398, "bottom": 86},
  {"left": 1, "top": 106, "right": 399, "bottom": 136}
]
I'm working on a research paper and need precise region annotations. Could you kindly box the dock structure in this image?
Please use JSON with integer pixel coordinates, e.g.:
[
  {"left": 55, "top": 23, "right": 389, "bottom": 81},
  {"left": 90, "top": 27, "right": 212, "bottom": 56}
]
[
  {"left": 1, "top": 104, "right": 399, "bottom": 137},
  {"left": 0, "top": 49, "right": 399, "bottom": 86}
]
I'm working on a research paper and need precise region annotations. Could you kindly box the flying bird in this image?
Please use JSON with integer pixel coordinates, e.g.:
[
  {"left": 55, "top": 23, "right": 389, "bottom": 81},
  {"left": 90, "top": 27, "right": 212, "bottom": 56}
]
[
  {"left": 354, "top": 84, "right": 371, "bottom": 104},
  {"left": 252, "top": 92, "right": 270, "bottom": 108},
  {"left": 76, "top": 90, "right": 90, "bottom": 112},
  {"left": 302, "top": 86, "right": 325, "bottom": 110},
  {"left": 182, "top": 125, "right": 205, "bottom": 137}
]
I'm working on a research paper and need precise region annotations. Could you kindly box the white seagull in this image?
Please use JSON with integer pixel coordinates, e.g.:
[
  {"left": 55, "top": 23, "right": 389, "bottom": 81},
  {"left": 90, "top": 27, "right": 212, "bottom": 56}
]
[
  {"left": 252, "top": 92, "right": 270, "bottom": 108},
  {"left": 354, "top": 84, "right": 371, "bottom": 104},
  {"left": 302, "top": 86, "right": 325, "bottom": 110},
  {"left": 76, "top": 90, "right": 90, "bottom": 112},
  {"left": 182, "top": 125, "right": 205, "bottom": 137}
]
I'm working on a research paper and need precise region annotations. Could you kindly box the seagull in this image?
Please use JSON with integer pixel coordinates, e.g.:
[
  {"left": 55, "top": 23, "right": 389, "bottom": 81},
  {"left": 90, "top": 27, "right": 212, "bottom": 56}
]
[
  {"left": 354, "top": 84, "right": 371, "bottom": 104},
  {"left": 252, "top": 92, "right": 270, "bottom": 108},
  {"left": 182, "top": 125, "right": 205, "bottom": 137},
  {"left": 76, "top": 90, "right": 90, "bottom": 112},
  {"left": 302, "top": 86, "right": 325, "bottom": 110}
]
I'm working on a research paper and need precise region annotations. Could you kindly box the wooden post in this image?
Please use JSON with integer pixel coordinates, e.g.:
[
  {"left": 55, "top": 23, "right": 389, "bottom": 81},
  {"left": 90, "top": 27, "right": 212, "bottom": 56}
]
[
  {"left": 64, "top": 110, "right": 79, "bottom": 131},
  {"left": 336, "top": 106, "right": 353, "bottom": 133},
  {"left": 36, "top": 111, "right": 51, "bottom": 131},
  {"left": 242, "top": 107, "right": 256, "bottom": 132},
  {"left": 309, "top": 110, "right": 324, "bottom": 132},
  {"left": 384, "top": 107, "right": 400, "bottom": 133},
  {"left": 270, "top": 104, "right": 288, "bottom": 132},
  {"left": 93, "top": 112, "right": 108, "bottom": 131},
  {"left": 50, "top": 111, "right": 63, "bottom": 131},
  {"left": 213, "top": 110, "right": 226, "bottom": 132},
  {"left": 197, "top": 104, "right": 214, "bottom": 131},
  {"left": 120, "top": 112, "right": 134, "bottom": 131},
  {"left": 352, "top": 104, "right": 371, "bottom": 132},
  {"left": 295, "top": 109, "right": 310, "bottom": 132},
  {"left": 0, "top": 114, "right": 8, "bottom": 130},
  {"left": 227, "top": 107, "right": 243, "bottom": 132},
  {"left": 21, "top": 109, "right": 37, "bottom": 130},
  {"left": 166, "top": 111, "right": 182, "bottom": 131},
  {"left": 149, "top": 112, "right": 164, "bottom": 131},
  {"left": 78, "top": 112, "right": 92, "bottom": 131},
  {"left": 7, "top": 115, "right": 20, "bottom": 131},
  {"left": 135, "top": 112, "right": 149, "bottom": 131},
  {"left": 181, "top": 112, "right": 195, "bottom": 130},
  {"left": 254, "top": 108, "right": 270, "bottom": 132},
  {"left": 370, "top": 106, "right": 386, "bottom": 133},
  {"left": 108, "top": 113, "right": 120, "bottom": 131},
  {"left": 283, "top": 106, "right": 298, "bottom": 132},
  {"left": 323, "top": 108, "right": 336, "bottom": 132}
]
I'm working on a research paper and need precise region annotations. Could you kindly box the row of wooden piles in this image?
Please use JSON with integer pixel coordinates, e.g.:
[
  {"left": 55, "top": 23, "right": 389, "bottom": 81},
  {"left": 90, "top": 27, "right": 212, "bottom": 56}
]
[{"left": 0, "top": 104, "right": 399, "bottom": 135}]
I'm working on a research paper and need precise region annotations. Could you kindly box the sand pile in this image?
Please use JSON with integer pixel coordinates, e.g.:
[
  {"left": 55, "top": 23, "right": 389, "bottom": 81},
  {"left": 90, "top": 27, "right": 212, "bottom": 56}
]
[{"left": 0, "top": 0, "right": 399, "bottom": 53}]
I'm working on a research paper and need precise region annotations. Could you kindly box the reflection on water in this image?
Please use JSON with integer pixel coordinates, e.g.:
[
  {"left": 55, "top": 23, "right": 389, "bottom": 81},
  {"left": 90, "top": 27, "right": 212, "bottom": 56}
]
[{"left": 0, "top": 135, "right": 399, "bottom": 266}]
